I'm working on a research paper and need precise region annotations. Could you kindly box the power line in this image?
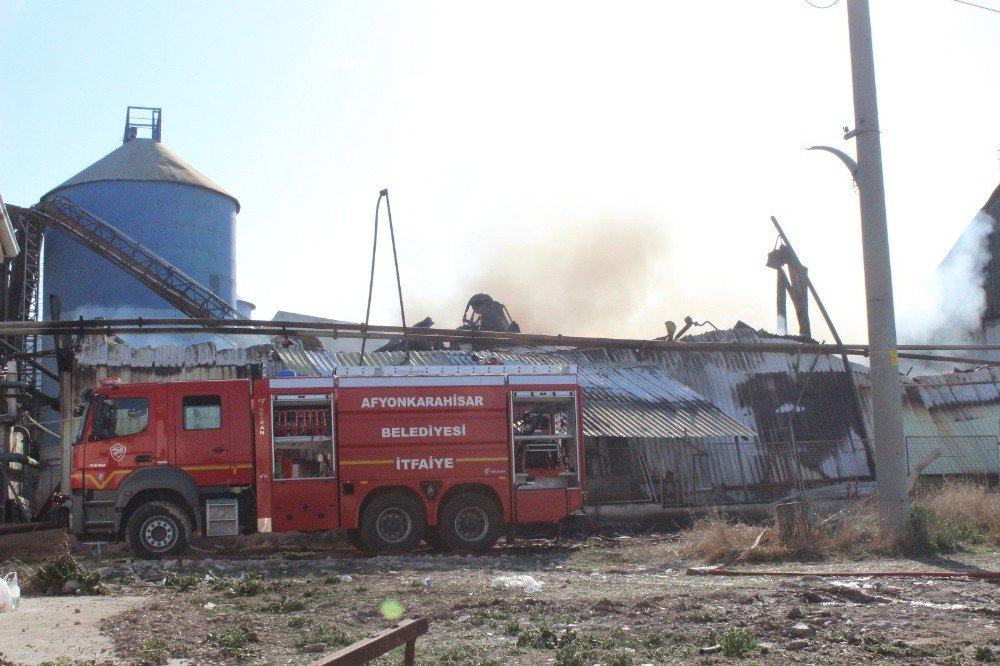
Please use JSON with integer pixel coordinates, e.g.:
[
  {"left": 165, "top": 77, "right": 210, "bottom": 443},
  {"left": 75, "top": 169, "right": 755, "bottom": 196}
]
[
  {"left": 952, "top": 0, "right": 1000, "bottom": 13},
  {"left": 803, "top": 0, "right": 841, "bottom": 7}
]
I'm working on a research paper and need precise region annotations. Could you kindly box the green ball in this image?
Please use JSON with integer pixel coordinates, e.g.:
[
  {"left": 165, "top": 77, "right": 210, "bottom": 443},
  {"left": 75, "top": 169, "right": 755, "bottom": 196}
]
[{"left": 380, "top": 599, "right": 405, "bottom": 620}]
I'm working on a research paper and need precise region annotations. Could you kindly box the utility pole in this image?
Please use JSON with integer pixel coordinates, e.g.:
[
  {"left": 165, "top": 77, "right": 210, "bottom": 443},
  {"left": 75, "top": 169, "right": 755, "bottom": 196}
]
[{"left": 845, "top": 0, "right": 909, "bottom": 532}]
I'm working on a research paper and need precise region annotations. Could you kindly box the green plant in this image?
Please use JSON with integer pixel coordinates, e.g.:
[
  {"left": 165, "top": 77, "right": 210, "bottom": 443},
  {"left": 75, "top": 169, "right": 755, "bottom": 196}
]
[
  {"left": 163, "top": 573, "right": 202, "bottom": 591},
  {"left": 602, "top": 649, "right": 635, "bottom": 666},
  {"left": 27, "top": 551, "right": 107, "bottom": 596},
  {"left": 976, "top": 645, "right": 998, "bottom": 663},
  {"left": 261, "top": 595, "right": 307, "bottom": 613},
  {"left": 139, "top": 637, "right": 170, "bottom": 665},
  {"left": 293, "top": 625, "right": 354, "bottom": 648},
  {"left": 207, "top": 625, "right": 259, "bottom": 662},
  {"left": 324, "top": 574, "right": 342, "bottom": 585},
  {"left": 232, "top": 569, "right": 266, "bottom": 596},
  {"left": 518, "top": 623, "right": 579, "bottom": 650},
  {"left": 719, "top": 626, "right": 757, "bottom": 658},
  {"left": 504, "top": 617, "right": 521, "bottom": 636},
  {"left": 861, "top": 632, "right": 901, "bottom": 657},
  {"left": 287, "top": 616, "right": 310, "bottom": 628},
  {"left": 825, "top": 627, "right": 847, "bottom": 643},
  {"left": 555, "top": 641, "right": 591, "bottom": 666}
]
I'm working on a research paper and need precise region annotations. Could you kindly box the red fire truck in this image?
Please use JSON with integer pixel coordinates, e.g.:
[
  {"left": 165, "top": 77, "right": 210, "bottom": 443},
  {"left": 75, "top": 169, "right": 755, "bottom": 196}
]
[{"left": 69, "top": 365, "right": 586, "bottom": 558}]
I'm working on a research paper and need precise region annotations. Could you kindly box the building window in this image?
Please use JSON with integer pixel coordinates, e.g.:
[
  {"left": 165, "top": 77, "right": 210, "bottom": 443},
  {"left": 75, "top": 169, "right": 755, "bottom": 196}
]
[{"left": 183, "top": 395, "right": 222, "bottom": 430}]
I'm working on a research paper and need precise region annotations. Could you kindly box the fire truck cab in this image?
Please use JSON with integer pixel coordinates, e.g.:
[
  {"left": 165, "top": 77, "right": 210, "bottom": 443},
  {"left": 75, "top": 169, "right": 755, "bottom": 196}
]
[{"left": 70, "top": 365, "right": 585, "bottom": 558}]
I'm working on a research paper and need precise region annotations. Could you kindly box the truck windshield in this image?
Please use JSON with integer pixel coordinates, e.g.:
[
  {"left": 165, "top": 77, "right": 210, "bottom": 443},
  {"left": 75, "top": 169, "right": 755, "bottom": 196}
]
[{"left": 72, "top": 397, "right": 93, "bottom": 446}]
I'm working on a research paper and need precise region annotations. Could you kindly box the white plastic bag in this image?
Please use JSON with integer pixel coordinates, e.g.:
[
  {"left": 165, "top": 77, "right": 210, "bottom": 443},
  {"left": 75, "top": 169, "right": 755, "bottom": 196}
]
[
  {"left": 0, "top": 575, "right": 10, "bottom": 613},
  {"left": 6, "top": 572, "right": 20, "bottom": 610}
]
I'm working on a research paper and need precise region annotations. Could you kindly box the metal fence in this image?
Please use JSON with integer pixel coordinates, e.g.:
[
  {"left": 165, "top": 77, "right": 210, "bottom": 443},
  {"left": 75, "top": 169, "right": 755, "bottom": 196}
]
[
  {"left": 586, "top": 434, "right": 1000, "bottom": 508},
  {"left": 585, "top": 436, "right": 872, "bottom": 506},
  {"left": 906, "top": 435, "right": 1000, "bottom": 482}
]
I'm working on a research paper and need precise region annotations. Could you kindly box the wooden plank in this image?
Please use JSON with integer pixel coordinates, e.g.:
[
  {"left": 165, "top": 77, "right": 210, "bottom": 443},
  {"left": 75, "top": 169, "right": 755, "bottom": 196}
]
[{"left": 309, "top": 618, "right": 429, "bottom": 666}]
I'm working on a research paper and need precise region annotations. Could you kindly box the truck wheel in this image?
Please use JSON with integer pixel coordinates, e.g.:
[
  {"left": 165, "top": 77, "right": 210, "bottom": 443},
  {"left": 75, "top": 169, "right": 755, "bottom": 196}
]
[
  {"left": 439, "top": 493, "right": 502, "bottom": 551},
  {"left": 360, "top": 494, "right": 425, "bottom": 552},
  {"left": 126, "top": 501, "right": 191, "bottom": 560}
]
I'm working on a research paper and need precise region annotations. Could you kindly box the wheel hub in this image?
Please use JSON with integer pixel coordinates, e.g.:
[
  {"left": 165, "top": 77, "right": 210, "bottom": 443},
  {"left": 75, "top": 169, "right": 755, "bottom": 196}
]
[
  {"left": 376, "top": 508, "right": 412, "bottom": 544},
  {"left": 142, "top": 517, "right": 177, "bottom": 551},
  {"left": 454, "top": 506, "right": 489, "bottom": 542}
]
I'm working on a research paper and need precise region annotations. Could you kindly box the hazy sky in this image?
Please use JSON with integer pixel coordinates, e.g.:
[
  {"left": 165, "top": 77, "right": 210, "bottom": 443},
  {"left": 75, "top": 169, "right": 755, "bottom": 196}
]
[{"left": 1, "top": 1, "right": 998, "bottom": 344}]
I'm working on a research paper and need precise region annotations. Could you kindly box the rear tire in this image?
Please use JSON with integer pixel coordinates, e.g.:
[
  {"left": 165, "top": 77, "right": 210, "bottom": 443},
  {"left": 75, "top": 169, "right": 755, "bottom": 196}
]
[
  {"left": 359, "top": 493, "right": 425, "bottom": 552},
  {"left": 438, "top": 493, "right": 502, "bottom": 551},
  {"left": 126, "top": 501, "right": 191, "bottom": 560}
]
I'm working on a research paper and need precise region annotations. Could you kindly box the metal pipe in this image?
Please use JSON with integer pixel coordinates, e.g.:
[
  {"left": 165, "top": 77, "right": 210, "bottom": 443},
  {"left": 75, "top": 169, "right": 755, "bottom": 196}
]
[{"left": 770, "top": 217, "right": 874, "bottom": 473}]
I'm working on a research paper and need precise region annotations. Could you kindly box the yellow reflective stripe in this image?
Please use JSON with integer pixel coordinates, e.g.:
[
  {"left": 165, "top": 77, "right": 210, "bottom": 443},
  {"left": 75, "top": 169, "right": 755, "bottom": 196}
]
[
  {"left": 80, "top": 469, "right": 131, "bottom": 490},
  {"left": 340, "top": 456, "right": 508, "bottom": 465},
  {"left": 74, "top": 463, "right": 254, "bottom": 489}
]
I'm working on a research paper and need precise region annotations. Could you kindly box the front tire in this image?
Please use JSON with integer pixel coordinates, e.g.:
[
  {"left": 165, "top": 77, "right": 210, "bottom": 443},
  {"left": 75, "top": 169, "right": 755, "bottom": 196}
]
[
  {"left": 438, "top": 493, "right": 502, "bottom": 551},
  {"left": 126, "top": 501, "right": 191, "bottom": 559},
  {"left": 359, "top": 494, "right": 425, "bottom": 552}
]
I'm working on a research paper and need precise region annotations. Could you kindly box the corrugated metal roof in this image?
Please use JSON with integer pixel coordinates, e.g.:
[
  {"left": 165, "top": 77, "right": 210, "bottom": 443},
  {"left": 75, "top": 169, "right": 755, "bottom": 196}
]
[
  {"left": 44, "top": 139, "right": 240, "bottom": 211},
  {"left": 273, "top": 347, "right": 755, "bottom": 439}
]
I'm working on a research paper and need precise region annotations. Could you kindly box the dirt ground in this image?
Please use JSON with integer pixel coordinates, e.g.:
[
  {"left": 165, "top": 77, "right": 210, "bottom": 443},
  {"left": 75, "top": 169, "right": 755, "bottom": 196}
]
[{"left": 2, "top": 534, "right": 1000, "bottom": 665}]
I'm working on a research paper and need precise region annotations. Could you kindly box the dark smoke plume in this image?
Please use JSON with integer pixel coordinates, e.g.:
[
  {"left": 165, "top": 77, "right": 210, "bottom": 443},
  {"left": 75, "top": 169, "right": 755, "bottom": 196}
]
[{"left": 411, "top": 216, "right": 673, "bottom": 338}]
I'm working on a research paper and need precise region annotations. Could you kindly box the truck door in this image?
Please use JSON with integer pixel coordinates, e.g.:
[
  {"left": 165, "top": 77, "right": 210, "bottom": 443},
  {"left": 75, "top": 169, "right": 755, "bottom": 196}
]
[
  {"left": 171, "top": 384, "right": 241, "bottom": 486},
  {"left": 269, "top": 392, "right": 338, "bottom": 532},
  {"left": 83, "top": 390, "right": 159, "bottom": 493}
]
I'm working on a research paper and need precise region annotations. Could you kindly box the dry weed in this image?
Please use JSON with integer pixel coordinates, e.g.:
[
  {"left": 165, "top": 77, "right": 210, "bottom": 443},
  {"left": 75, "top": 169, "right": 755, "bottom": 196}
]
[
  {"left": 680, "top": 482, "right": 1000, "bottom": 564},
  {"left": 921, "top": 481, "right": 1000, "bottom": 543},
  {"left": 679, "top": 509, "right": 787, "bottom": 563}
]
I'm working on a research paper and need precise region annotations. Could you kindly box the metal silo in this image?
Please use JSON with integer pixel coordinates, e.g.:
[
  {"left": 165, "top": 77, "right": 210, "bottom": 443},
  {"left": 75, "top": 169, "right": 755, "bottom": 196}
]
[{"left": 41, "top": 107, "right": 240, "bottom": 322}]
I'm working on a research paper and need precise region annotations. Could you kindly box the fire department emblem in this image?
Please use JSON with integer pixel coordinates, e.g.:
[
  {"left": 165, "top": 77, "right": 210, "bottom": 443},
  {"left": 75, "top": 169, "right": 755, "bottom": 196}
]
[{"left": 110, "top": 443, "right": 127, "bottom": 462}]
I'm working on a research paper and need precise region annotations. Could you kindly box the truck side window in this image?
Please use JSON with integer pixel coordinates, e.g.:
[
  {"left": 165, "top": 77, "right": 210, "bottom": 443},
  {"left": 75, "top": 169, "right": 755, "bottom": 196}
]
[
  {"left": 94, "top": 397, "right": 149, "bottom": 440},
  {"left": 183, "top": 395, "right": 222, "bottom": 430}
]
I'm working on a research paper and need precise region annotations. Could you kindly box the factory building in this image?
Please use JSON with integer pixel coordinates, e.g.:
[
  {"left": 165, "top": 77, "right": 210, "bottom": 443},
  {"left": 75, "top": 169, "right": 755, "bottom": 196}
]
[{"left": 54, "top": 324, "right": 1000, "bottom": 523}]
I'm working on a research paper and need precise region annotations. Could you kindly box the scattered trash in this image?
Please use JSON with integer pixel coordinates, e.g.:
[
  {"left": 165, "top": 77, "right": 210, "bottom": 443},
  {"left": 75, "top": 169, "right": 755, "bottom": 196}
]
[
  {"left": 422, "top": 577, "right": 433, "bottom": 587},
  {"left": 204, "top": 602, "right": 217, "bottom": 610},
  {"left": 0, "top": 571, "right": 17, "bottom": 612},
  {"left": 789, "top": 622, "right": 811, "bottom": 638},
  {"left": 492, "top": 574, "right": 544, "bottom": 592},
  {"left": 699, "top": 644, "right": 722, "bottom": 654},
  {"left": 341, "top": 575, "right": 353, "bottom": 583}
]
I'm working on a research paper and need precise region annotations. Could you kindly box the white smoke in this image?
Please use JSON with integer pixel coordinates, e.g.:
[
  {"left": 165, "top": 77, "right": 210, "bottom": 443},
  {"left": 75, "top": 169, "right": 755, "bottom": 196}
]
[{"left": 898, "top": 211, "right": 995, "bottom": 347}]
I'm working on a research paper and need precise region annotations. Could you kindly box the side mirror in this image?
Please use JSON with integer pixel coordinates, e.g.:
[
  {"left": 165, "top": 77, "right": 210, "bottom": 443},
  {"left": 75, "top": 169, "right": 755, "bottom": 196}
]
[
  {"left": 88, "top": 433, "right": 97, "bottom": 442},
  {"left": 72, "top": 405, "right": 84, "bottom": 417}
]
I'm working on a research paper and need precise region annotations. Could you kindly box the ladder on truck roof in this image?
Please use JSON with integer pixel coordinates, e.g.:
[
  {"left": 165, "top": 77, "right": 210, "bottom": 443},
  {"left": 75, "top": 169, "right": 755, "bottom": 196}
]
[
  {"left": 16, "top": 196, "right": 245, "bottom": 321},
  {"left": 334, "top": 364, "right": 578, "bottom": 376}
]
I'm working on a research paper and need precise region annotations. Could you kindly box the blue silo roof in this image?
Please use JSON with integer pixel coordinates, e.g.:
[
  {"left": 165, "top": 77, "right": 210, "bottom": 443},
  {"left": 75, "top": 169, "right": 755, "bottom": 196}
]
[{"left": 43, "top": 139, "right": 240, "bottom": 212}]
